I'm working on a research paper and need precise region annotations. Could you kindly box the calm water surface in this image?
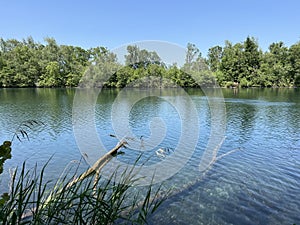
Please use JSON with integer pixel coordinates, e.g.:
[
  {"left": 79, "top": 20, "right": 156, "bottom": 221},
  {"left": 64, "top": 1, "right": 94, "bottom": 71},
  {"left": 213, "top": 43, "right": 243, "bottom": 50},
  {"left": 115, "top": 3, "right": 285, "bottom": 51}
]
[{"left": 0, "top": 88, "right": 299, "bottom": 225}]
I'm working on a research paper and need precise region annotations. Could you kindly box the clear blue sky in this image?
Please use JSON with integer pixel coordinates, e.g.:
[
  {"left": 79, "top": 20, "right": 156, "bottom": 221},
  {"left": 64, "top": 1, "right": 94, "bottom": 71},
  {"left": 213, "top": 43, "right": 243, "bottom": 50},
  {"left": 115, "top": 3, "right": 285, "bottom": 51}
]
[{"left": 1, "top": 0, "right": 300, "bottom": 56}]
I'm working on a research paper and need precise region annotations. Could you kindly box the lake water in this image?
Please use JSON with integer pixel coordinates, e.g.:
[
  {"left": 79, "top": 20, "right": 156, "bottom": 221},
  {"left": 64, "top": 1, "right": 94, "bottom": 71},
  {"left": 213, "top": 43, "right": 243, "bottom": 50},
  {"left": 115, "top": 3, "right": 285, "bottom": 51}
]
[{"left": 0, "top": 88, "right": 299, "bottom": 224}]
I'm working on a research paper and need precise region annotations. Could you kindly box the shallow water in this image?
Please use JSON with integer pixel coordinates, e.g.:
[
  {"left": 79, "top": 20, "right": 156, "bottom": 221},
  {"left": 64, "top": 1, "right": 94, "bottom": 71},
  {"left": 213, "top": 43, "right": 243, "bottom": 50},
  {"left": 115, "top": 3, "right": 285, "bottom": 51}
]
[{"left": 0, "top": 88, "right": 299, "bottom": 224}]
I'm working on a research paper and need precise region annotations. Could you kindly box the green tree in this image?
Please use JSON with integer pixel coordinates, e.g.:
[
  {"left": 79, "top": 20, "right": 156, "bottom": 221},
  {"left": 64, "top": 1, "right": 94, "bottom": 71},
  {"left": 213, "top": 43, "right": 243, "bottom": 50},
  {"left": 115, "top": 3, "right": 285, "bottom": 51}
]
[
  {"left": 81, "top": 48, "right": 120, "bottom": 88},
  {"left": 207, "top": 45, "right": 223, "bottom": 72},
  {"left": 289, "top": 41, "right": 300, "bottom": 86},
  {"left": 112, "top": 66, "right": 134, "bottom": 87},
  {"left": 0, "top": 39, "right": 21, "bottom": 87},
  {"left": 125, "top": 45, "right": 139, "bottom": 66},
  {"left": 243, "top": 36, "right": 261, "bottom": 85},
  {"left": 0, "top": 38, "right": 42, "bottom": 87},
  {"left": 60, "top": 45, "right": 90, "bottom": 86},
  {"left": 257, "top": 42, "right": 291, "bottom": 87},
  {"left": 181, "top": 43, "right": 215, "bottom": 87},
  {"left": 165, "top": 64, "right": 182, "bottom": 87},
  {"left": 220, "top": 40, "right": 243, "bottom": 84},
  {"left": 38, "top": 61, "right": 61, "bottom": 87},
  {"left": 37, "top": 38, "right": 63, "bottom": 86},
  {"left": 185, "top": 43, "right": 199, "bottom": 65},
  {"left": 125, "top": 45, "right": 162, "bottom": 68},
  {"left": 220, "top": 37, "right": 262, "bottom": 87}
]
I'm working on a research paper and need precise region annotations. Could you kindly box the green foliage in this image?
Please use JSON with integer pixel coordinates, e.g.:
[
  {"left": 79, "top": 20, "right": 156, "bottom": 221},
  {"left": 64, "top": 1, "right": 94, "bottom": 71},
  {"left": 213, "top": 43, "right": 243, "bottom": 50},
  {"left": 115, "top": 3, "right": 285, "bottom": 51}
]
[
  {"left": 289, "top": 42, "right": 300, "bottom": 85},
  {"left": 1, "top": 36, "right": 300, "bottom": 88},
  {"left": 225, "top": 81, "right": 234, "bottom": 88},
  {"left": 0, "top": 120, "right": 166, "bottom": 224},
  {"left": 220, "top": 38, "right": 261, "bottom": 85},
  {"left": 185, "top": 43, "right": 200, "bottom": 66},
  {"left": 0, "top": 141, "right": 12, "bottom": 174},
  {"left": 0, "top": 161, "right": 166, "bottom": 224},
  {"left": 217, "top": 37, "right": 300, "bottom": 87},
  {"left": 125, "top": 45, "right": 162, "bottom": 67},
  {"left": 240, "top": 77, "right": 250, "bottom": 88},
  {"left": 207, "top": 45, "right": 222, "bottom": 72},
  {"left": 295, "top": 75, "right": 300, "bottom": 87}
]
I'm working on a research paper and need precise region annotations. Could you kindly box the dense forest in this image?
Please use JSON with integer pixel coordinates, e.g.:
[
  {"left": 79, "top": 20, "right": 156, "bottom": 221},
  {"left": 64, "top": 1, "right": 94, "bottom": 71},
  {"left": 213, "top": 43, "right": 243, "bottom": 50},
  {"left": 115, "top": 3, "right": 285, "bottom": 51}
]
[{"left": 0, "top": 36, "right": 300, "bottom": 88}]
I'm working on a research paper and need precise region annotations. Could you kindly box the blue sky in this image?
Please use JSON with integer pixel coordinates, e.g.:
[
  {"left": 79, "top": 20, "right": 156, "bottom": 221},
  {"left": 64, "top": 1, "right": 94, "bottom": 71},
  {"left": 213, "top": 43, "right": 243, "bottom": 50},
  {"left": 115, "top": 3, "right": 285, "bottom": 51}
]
[{"left": 1, "top": 0, "right": 300, "bottom": 56}]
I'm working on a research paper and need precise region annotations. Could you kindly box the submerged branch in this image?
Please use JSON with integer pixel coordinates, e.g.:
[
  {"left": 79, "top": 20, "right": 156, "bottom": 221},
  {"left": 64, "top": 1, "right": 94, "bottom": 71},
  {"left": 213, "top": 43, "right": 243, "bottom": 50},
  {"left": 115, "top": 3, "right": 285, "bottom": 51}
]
[
  {"left": 66, "top": 140, "right": 128, "bottom": 189},
  {"left": 40, "top": 140, "right": 128, "bottom": 215}
]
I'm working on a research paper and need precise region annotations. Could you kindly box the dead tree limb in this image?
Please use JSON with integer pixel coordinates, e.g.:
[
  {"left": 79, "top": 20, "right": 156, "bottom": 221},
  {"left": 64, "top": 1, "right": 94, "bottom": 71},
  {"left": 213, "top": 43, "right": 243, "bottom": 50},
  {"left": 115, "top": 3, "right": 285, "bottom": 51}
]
[{"left": 66, "top": 140, "right": 128, "bottom": 188}]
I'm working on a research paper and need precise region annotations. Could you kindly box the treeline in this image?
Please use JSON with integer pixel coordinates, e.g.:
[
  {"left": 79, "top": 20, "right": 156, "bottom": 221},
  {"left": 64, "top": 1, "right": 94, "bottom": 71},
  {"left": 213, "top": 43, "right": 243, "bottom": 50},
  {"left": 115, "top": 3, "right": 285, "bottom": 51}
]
[
  {"left": 0, "top": 36, "right": 300, "bottom": 88},
  {"left": 212, "top": 37, "right": 300, "bottom": 87}
]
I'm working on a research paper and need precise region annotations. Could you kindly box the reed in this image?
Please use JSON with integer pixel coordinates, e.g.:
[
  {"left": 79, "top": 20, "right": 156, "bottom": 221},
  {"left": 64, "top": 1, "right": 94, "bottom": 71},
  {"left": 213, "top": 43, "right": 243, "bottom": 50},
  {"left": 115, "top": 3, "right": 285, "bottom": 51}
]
[
  {"left": 0, "top": 158, "right": 165, "bottom": 224},
  {"left": 1, "top": 122, "right": 167, "bottom": 224}
]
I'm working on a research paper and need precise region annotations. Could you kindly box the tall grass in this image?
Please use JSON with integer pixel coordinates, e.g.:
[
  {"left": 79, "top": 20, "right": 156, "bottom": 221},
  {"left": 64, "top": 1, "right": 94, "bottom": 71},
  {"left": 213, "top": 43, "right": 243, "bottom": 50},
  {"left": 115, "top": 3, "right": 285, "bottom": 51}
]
[
  {"left": 1, "top": 121, "right": 167, "bottom": 224},
  {"left": 0, "top": 159, "right": 166, "bottom": 224}
]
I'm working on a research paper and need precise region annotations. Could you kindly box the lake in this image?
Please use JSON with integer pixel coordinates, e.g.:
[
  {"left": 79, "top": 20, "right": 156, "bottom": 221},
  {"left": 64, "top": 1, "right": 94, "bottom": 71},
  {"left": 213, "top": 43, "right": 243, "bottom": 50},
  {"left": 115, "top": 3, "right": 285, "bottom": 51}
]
[{"left": 0, "top": 88, "right": 299, "bottom": 224}]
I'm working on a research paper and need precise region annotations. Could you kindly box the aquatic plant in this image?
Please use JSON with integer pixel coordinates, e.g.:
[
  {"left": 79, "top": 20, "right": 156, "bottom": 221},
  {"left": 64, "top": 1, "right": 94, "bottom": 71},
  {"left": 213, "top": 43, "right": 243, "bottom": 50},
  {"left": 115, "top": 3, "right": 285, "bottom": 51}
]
[
  {"left": 0, "top": 159, "right": 164, "bottom": 224},
  {"left": 0, "top": 123, "right": 166, "bottom": 224}
]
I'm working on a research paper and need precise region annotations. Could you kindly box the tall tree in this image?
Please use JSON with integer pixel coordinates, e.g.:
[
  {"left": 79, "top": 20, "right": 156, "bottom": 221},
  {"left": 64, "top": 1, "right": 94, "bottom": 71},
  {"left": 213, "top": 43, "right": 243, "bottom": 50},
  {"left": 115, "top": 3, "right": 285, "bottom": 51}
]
[
  {"left": 207, "top": 45, "right": 223, "bottom": 72},
  {"left": 182, "top": 43, "right": 213, "bottom": 87},
  {"left": 242, "top": 36, "right": 261, "bottom": 85},
  {"left": 220, "top": 40, "right": 243, "bottom": 83},
  {"left": 83, "top": 48, "right": 119, "bottom": 87},
  {"left": 125, "top": 45, "right": 139, "bottom": 66},
  {"left": 125, "top": 45, "right": 161, "bottom": 68},
  {"left": 185, "top": 43, "right": 200, "bottom": 65},
  {"left": 220, "top": 37, "right": 262, "bottom": 87},
  {"left": 60, "top": 45, "right": 90, "bottom": 86},
  {"left": 257, "top": 41, "right": 291, "bottom": 87},
  {"left": 289, "top": 41, "right": 300, "bottom": 86}
]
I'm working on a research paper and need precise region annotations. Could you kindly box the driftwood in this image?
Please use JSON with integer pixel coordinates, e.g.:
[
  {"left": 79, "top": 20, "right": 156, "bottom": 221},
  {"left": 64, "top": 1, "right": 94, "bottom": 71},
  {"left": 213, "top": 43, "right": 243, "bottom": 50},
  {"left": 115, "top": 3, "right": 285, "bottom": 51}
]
[
  {"left": 61, "top": 138, "right": 241, "bottom": 220},
  {"left": 22, "top": 136, "right": 241, "bottom": 222},
  {"left": 22, "top": 140, "right": 128, "bottom": 221},
  {"left": 66, "top": 140, "right": 128, "bottom": 189}
]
